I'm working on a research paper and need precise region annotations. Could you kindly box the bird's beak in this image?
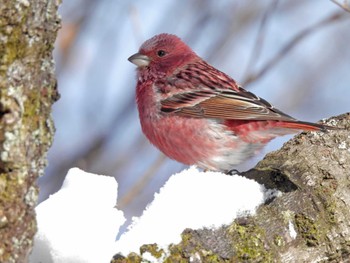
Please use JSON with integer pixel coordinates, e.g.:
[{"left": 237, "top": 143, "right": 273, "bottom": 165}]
[{"left": 128, "top": 53, "right": 151, "bottom": 67}]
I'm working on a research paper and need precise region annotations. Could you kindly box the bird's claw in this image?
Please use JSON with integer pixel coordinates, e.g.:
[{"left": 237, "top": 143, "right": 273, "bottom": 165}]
[{"left": 226, "top": 169, "right": 240, "bottom": 175}]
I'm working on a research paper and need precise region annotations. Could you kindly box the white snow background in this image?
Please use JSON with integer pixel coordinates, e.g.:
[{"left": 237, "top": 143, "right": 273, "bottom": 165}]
[{"left": 29, "top": 167, "right": 280, "bottom": 263}]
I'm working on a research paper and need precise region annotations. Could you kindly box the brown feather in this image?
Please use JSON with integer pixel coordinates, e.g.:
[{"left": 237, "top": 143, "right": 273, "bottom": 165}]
[{"left": 161, "top": 90, "right": 297, "bottom": 122}]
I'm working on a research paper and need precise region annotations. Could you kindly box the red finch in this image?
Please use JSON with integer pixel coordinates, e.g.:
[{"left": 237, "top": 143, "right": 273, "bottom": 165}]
[{"left": 128, "top": 33, "right": 333, "bottom": 173}]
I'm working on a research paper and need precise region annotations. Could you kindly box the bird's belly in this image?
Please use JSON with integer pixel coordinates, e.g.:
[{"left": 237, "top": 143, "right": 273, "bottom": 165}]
[{"left": 140, "top": 116, "right": 260, "bottom": 172}]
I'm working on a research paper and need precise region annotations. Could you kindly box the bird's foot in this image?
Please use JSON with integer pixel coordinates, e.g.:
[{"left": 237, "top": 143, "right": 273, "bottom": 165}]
[{"left": 226, "top": 169, "right": 240, "bottom": 176}]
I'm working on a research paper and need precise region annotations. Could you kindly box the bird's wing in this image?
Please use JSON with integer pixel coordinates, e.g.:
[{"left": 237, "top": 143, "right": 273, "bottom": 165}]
[
  {"left": 159, "top": 60, "right": 298, "bottom": 122},
  {"left": 160, "top": 85, "right": 297, "bottom": 122}
]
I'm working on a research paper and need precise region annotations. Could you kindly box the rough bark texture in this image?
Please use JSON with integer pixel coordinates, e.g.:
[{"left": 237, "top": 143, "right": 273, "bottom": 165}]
[
  {"left": 0, "top": 1, "right": 60, "bottom": 262},
  {"left": 113, "top": 113, "right": 350, "bottom": 263}
]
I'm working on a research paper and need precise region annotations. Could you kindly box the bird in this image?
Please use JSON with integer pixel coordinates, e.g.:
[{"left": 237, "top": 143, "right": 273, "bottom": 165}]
[{"left": 128, "top": 33, "right": 334, "bottom": 173}]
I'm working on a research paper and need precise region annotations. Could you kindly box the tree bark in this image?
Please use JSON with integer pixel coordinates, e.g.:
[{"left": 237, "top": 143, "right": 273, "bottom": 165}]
[
  {"left": 0, "top": 1, "right": 60, "bottom": 262},
  {"left": 113, "top": 113, "right": 350, "bottom": 263}
]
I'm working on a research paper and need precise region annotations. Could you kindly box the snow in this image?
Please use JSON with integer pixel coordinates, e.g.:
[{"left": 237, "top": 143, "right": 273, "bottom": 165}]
[
  {"left": 30, "top": 166, "right": 276, "bottom": 262},
  {"left": 289, "top": 220, "right": 297, "bottom": 239},
  {"left": 30, "top": 168, "right": 125, "bottom": 263},
  {"left": 142, "top": 252, "right": 164, "bottom": 263},
  {"left": 115, "top": 166, "right": 269, "bottom": 255}
]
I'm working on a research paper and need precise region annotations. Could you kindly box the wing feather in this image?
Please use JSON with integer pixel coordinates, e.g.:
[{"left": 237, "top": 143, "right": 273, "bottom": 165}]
[
  {"left": 159, "top": 61, "right": 297, "bottom": 122},
  {"left": 161, "top": 89, "right": 296, "bottom": 122}
]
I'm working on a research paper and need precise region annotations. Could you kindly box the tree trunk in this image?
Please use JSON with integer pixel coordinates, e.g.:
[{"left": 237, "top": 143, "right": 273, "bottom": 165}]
[
  {"left": 113, "top": 113, "right": 350, "bottom": 263},
  {"left": 0, "top": 0, "right": 60, "bottom": 262}
]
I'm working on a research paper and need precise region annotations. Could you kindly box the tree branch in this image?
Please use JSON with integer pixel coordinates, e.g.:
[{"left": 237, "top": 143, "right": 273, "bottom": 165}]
[{"left": 113, "top": 113, "right": 350, "bottom": 262}]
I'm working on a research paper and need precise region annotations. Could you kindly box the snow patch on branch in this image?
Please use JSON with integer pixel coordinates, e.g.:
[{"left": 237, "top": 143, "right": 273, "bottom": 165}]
[{"left": 30, "top": 166, "right": 274, "bottom": 262}]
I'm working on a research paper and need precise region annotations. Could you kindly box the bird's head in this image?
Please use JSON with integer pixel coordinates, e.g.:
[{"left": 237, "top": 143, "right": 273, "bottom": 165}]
[{"left": 128, "top": 33, "right": 197, "bottom": 77}]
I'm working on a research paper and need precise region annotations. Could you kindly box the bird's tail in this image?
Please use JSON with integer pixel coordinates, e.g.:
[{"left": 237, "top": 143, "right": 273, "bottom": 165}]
[{"left": 277, "top": 120, "right": 338, "bottom": 132}]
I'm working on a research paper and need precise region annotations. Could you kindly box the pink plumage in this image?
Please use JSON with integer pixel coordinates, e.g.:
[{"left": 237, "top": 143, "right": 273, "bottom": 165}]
[{"left": 128, "top": 33, "right": 333, "bottom": 172}]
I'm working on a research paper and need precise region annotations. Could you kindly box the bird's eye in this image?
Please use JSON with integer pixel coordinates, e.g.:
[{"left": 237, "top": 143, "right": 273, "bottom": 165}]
[{"left": 157, "top": 50, "right": 167, "bottom": 57}]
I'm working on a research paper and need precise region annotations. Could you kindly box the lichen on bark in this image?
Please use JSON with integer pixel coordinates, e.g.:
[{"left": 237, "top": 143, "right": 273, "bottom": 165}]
[{"left": 0, "top": 0, "right": 60, "bottom": 262}]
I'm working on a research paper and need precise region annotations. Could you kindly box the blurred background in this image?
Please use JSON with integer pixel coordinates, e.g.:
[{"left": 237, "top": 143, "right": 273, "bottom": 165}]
[{"left": 39, "top": 0, "right": 349, "bottom": 226}]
